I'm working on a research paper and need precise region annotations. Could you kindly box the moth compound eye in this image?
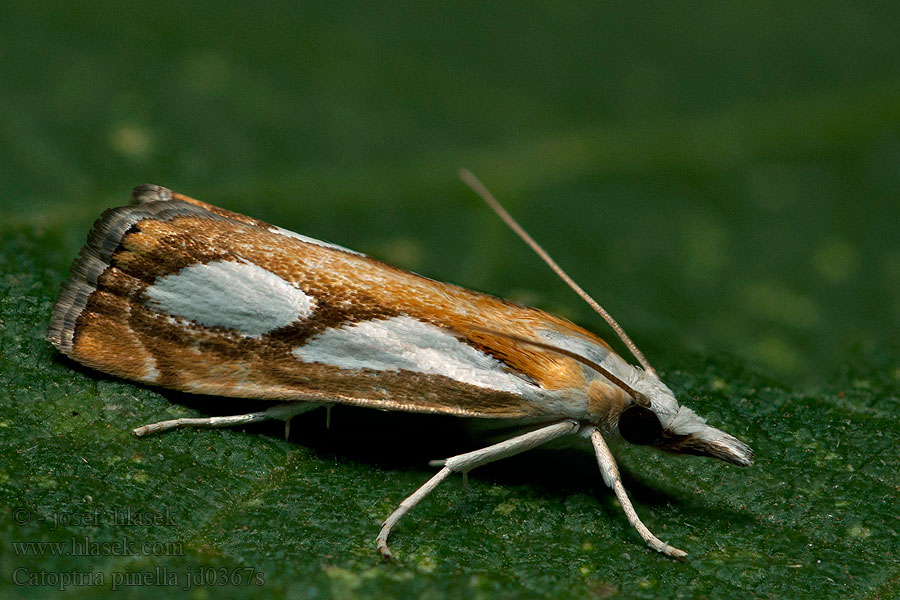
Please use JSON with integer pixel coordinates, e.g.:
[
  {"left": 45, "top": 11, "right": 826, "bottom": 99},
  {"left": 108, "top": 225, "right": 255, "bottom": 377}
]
[{"left": 618, "top": 406, "right": 662, "bottom": 445}]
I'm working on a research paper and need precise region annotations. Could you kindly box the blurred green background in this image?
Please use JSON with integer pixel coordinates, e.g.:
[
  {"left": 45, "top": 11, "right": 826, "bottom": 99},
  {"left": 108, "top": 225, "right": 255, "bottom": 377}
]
[
  {"left": 4, "top": 1, "right": 899, "bottom": 384},
  {"left": 2, "top": 2, "right": 899, "bottom": 599}
]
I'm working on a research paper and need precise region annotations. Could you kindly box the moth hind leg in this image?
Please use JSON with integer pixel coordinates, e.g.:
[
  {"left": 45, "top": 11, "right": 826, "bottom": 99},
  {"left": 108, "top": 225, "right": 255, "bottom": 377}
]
[
  {"left": 376, "top": 419, "right": 579, "bottom": 559},
  {"left": 132, "top": 402, "right": 322, "bottom": 437}
]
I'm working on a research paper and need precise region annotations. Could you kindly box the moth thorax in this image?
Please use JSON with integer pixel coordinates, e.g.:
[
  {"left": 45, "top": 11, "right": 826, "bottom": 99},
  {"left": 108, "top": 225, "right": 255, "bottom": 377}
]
[{"left": 587, "top": 378, "right": 632, "bottom": 429}]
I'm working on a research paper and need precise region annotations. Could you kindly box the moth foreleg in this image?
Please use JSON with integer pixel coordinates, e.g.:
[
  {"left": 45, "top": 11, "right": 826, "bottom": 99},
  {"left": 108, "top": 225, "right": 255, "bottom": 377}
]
[
  {"left": 376, "top": 419, "right": 579, "bottom": 558},
  {"left": 132, "top": 402, "right": 322, "bottom": 437},
  {"left": 589, "top": 428, "right": 687, "bottom": 560}
]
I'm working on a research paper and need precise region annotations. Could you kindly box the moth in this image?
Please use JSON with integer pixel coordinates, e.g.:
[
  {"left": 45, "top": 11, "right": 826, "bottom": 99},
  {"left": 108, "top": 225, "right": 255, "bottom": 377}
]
[{"left": 48, "top": 171, "right": 753, "bottom": 560}]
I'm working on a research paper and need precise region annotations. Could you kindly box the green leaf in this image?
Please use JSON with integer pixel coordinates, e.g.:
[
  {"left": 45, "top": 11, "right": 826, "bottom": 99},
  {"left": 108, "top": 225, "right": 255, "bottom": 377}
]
[{"left": 3, "top": 212, "right": 900, "bottom": 599}]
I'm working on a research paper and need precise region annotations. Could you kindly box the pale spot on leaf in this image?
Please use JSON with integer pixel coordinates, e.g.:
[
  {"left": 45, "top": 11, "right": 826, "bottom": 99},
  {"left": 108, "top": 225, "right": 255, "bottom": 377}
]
[
  {"left": 751, "top": 335, "right": 801, "bottom": 373},
  {"left": 740, "top": 281, "right": 820, "bottom": 328},
  {"left": 813, "top": 238, "right": 859, "bottom": 284},
  {"left": 109, "top": 123, "right": 153, "bottom": 159},
  {"left": 374, "top": 237, "right": 424, "bottom": 270}
]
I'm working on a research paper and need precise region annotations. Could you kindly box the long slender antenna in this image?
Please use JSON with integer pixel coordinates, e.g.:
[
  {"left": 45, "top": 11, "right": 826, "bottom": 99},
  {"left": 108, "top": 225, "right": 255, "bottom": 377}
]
[
  {"left": 466, "top": 324, "right": 650, "bottom": 407},
  {"left": 459, "top": 168, "right": 656, "bottom": 377}
]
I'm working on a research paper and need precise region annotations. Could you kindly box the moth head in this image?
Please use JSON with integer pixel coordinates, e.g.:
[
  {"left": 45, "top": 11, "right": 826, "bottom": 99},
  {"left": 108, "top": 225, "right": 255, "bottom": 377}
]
[
  {"left": 458, "top": 171, "right": 753, "bottom": 468},
  {"left": 462, "top": 324, "right": 753, "bottom": 467},
  {"left": 617, "top": 371, "right": 754, "bottom": 467}
]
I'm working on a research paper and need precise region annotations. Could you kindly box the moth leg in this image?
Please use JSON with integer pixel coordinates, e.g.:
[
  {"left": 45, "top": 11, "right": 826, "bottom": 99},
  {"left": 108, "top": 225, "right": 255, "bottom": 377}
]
[
  {"left": 132, "top": 402, "right": 321, "bottom": 437},
  {"left": 589, "top": 428, "right": 687, "bottom": 560},
  {"left": 376, "top": 419, "right": 579, "bottom": 558}
]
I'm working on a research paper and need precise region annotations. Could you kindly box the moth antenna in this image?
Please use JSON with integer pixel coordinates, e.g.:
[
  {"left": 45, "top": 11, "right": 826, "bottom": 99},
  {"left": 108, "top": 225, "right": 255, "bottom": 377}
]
[
  {"left": 466, "top": 324, "right": 651, "bottom": 408},
  {"left": 459, "top": 168, "right": 657, "bottom": 377}
]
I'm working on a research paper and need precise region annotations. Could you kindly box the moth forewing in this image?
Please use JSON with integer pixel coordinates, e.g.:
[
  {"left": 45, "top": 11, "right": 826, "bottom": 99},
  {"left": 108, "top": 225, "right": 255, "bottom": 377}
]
[{"left": 48, "top": 180, "right": 753, "bottom": 561}]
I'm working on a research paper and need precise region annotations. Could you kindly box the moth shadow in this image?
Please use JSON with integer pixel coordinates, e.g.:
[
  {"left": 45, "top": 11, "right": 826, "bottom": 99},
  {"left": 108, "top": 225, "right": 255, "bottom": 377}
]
[
  {"left": 154, "top": 399, "right": 686, "bottom": 509},
  {"left": 48, "top": 358, "right": 725, "bottom": 515},
  {"left": 52, "top": 355, "right": 747, "bottom": 525},
  {"left": 52, "top": 352, "right": 117, "bottom": 381}
]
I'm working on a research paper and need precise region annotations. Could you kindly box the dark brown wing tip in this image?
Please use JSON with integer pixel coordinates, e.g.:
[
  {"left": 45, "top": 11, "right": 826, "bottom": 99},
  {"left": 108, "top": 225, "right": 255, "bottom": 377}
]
[
  {"left": 47, "top": 277, "right": 94, "bottom": 354},
  {"left": 48, "top": 185, "right": 212, "bottom": 356}
]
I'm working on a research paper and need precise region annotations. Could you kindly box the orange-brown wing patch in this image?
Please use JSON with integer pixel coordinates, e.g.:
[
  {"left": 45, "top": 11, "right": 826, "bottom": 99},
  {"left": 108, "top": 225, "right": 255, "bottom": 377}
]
[{"left": 50, "top": 187, "right": 619, "bottom": 420}]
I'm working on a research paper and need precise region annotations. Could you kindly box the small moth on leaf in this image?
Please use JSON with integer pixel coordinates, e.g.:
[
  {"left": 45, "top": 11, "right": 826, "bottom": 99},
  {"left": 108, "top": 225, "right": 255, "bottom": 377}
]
[{"left": 48, "top": 171, "right": 753, "bottom": 560}]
